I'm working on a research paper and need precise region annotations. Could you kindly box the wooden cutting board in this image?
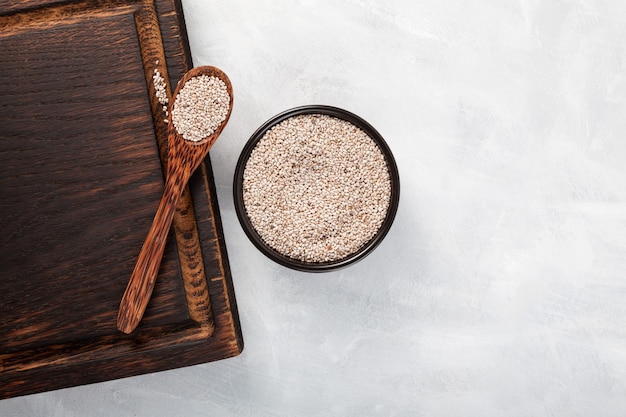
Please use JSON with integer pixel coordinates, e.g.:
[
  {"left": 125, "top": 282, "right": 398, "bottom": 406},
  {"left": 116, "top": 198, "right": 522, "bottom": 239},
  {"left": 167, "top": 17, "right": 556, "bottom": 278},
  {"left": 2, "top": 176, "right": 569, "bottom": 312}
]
[{"left": 0, "top": 0, "right": 243, "bottom": 399}]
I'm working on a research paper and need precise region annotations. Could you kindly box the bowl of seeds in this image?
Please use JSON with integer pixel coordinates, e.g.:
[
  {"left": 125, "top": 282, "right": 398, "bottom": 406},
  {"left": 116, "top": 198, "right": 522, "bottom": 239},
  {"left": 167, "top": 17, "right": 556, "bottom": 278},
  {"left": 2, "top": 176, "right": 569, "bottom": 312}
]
[{"left": 233, "top": 105, "right": 400, "bottom": 272}]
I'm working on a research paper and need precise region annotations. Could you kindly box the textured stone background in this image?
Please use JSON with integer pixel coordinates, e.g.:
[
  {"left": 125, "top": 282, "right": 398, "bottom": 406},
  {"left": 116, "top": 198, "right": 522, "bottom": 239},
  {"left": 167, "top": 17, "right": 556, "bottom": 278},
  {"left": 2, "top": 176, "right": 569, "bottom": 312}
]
[{"left": 3, "top": 0, "right": 626, "bottom": 415}]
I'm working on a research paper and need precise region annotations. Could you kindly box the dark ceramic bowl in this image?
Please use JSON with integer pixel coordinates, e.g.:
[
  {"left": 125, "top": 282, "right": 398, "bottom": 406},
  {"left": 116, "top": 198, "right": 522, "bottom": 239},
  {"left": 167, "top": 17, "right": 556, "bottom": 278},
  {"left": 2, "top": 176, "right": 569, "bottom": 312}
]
[{"left": 233, "top": 105, "right": 400, "bottom": 272}]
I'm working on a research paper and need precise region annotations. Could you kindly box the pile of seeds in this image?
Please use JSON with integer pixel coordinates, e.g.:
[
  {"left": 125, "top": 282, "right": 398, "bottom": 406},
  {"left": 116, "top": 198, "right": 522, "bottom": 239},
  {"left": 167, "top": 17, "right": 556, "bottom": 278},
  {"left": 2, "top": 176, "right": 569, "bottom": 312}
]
[
  {"left": 152, "top": 65, "right": 169, "bottom": 122},
  {"left": 242, "top": 114, "right": 392, "bottom": 263},
  {"left": 171, "top": 75, "right": 230, "bottom": 142}
]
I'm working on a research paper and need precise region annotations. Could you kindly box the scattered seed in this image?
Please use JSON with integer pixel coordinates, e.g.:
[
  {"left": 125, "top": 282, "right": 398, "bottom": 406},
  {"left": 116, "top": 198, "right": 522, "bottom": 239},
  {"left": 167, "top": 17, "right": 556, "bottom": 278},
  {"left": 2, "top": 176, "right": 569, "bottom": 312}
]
[{"left": 152, "top": 68, "right": 168, "bottom": 108}]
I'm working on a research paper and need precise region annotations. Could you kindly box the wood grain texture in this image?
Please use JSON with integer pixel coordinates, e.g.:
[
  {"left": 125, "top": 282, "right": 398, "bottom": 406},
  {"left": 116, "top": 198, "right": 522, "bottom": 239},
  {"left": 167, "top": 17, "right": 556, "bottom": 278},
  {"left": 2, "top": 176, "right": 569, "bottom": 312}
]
[
  {"left": 0, "top": 0, "right": 242, "bottom": 399},
  {"left": 117, "top": 66, "right": 233, "bottom": 334},
  {"left": 133, "top": 3, "right": 215, "bottom": 329}
]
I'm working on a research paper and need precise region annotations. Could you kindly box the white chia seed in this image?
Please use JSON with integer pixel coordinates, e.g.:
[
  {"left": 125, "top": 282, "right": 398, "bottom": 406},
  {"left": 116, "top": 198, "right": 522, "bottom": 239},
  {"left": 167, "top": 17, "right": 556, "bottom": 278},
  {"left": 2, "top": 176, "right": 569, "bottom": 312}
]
[
  {"left": 152, "top": 67, "right": 169, "bottom": 123},
  {"left": 152, "top": 67, "right": 168, "bottom": 107},
  {"left": 171, "top": 75, "right": 230, "bottom": 142},
  {"left": 242, "top": 114, "right": 392, "bottom": 263}
]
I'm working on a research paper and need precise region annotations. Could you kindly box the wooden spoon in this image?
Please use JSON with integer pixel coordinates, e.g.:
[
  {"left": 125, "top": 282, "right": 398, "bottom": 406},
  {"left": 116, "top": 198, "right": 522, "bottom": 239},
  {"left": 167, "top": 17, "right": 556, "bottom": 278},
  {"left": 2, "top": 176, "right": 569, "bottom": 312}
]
[{"left": 117, "top": 66, "right": 233, "bottom": 334}]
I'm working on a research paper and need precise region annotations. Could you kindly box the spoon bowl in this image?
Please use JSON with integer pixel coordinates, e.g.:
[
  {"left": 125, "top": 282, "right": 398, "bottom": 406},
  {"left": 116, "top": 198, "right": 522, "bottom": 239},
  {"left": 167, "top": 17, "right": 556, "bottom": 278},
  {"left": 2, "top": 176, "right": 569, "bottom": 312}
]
[{"left": 117, "top": 66, "right": 233, "bottom": 334}]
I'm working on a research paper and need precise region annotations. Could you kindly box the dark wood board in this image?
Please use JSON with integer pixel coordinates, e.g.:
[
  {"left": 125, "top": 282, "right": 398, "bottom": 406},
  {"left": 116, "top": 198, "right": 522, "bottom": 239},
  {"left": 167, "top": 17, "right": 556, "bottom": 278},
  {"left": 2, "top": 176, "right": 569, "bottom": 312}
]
[{"left": 0, "top": 0, "right": 243, "bottom": 399}]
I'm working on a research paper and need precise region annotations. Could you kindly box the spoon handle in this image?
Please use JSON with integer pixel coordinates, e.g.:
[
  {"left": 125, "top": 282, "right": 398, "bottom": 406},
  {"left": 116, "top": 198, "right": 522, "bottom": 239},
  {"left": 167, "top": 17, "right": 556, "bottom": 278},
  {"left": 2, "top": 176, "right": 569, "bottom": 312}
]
[{"left": 117, "top": 172, "right": 187, "bottom": 334}]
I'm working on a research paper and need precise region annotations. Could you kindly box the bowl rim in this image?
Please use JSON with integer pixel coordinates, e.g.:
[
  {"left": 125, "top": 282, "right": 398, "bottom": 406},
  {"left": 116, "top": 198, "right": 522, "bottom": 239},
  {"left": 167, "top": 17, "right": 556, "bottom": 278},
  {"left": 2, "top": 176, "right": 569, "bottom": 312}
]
[{"left": 233, "top": 105, "right": 400, "bottom": 272}]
